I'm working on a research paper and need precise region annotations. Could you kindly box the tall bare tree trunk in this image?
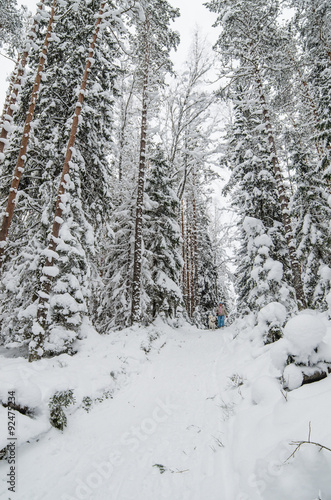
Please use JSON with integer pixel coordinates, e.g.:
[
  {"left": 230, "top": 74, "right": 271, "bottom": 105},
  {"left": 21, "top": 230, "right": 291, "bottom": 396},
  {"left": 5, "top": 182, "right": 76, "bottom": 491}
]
[
  {"left": 29, "top": 1, "right": 107, "bottom": 362},
  {"left": 0, "top": 0, "right": 46, "bottom": 156},
  {"left": 191, "top": 170, "right": 199, "bottom": 314},
  {"left": 185, "top": 200, "right": 192, "bottom": 317},
  {"left": 131, "top": 19, "right": 150, "bottom": 324},
  {"left": 181, "top": 200, "right": 188, "bottom": 311},
  {"left": 0, "top": 0, "right": 56, "bottom": 269},
  {"left": 255, "top": 71, "right": 307, "bottom": 310}
]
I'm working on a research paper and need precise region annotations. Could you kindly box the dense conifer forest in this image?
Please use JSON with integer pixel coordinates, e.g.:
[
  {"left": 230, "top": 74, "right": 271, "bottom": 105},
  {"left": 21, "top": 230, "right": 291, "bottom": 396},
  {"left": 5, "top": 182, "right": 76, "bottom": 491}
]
[{"left": 0, "top": 1, "right": 330, "bottom": 498}]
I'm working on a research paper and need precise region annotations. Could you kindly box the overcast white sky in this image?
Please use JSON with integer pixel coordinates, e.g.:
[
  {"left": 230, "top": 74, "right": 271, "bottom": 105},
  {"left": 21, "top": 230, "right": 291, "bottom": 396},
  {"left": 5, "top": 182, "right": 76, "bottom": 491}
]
[{"left": 0, "top": 0, "right": 218, "bottom": 107}]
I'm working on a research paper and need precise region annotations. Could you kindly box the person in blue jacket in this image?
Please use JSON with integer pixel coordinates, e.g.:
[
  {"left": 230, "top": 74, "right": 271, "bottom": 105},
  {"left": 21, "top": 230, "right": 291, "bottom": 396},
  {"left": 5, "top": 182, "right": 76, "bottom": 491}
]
[{"left": 216, "top": 301, "right": 228, "bottom": 328}]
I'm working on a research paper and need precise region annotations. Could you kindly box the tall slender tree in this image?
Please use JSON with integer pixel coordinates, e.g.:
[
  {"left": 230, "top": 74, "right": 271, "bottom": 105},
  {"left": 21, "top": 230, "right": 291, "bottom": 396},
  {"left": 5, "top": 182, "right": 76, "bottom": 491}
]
[
  {"left": 144, "top": 149, "right": 183, "bottom": 321},
  {"left": 130, "top": 0, "right": 179, "bottom": 323}
]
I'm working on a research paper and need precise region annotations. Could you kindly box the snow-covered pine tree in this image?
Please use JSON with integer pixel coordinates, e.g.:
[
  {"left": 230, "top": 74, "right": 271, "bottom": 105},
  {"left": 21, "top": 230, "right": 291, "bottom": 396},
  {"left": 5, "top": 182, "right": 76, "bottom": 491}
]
[
  {"left": 0, "top": 0, "right": 57, "bottom": 268},
  {"left": 144, "top": 149, "right": 183, "bottom": 321},
  {"left": 180, "top": 162, "right": 222, "bottom": 326},
  {"left": 0, "top": 0, "right": 45, "bottom": 152},
  {"left": 0, "top": 0, "right": 119, "bottom": 356},
  {"left": 278, "top": 2, "right": 331, "bottom": 310},
  {"left": 0, "top": 0, "right": 23, "bottom": 55},
  {"left": 195, "top": 205, "right": 219, "bottom": 327},
  {"left": 290, "top": 148, "right": 331, "bottom": 310},
  {"left": 206, "top": 0, "right": 307, "bottom": 310},
  {"left": 28, "top": 0, "right": 119, "bottom": 361},
  {"left": 291, "top": 0, "right": 331, "bottom": 178},
  {"left": 223, "top": 85, "right": 296, "bottom": 316},
  {"left": 130, "top": 0, "right": 179, "bottom": 323},
  {"left": 95, "top": 187, "right": 136, "bottom": 331}
]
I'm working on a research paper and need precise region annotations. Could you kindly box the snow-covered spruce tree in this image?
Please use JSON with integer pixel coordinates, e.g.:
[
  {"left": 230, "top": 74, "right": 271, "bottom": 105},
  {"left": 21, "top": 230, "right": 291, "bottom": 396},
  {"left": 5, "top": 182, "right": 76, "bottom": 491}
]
[
  {"left": 223, "top": 86, "right": 296, "bottom": 317},
  {"left": 28, "top": 0, "right": 121, "bottom": 360},
  {"left": 130, "top": 0, "right": 179, "bottom": 323},
  {"left": 180, "top": 166, "right": 221, "bottom": 326},
  {"left": 95, "top": 186, "right": 136, "bottom": 331},
  {"left": 291, "top": 0, "right": 331, "bottom": 179},
  {"left": 97, "top": 148, "right": 184, "bottom": 330},
  {"left": 276, "top": 5, "right": 331, "bottom": 310},
  {"left": 0, "top": 0, "right": 119, "bottom": 355},
  {"left": 0, "top": 0, "right": 59, "bottom": 346},
  {"left": 195, "top": 207, "right": 219, "bottom": 327},
  {"left": 0, "top": 0, "right": 57, "bottom": 267},
  {"left": 290, "top": 150, "right": 331, "bottom": 310},
  {"left": 144, "top": 149, "right": 183, "bottom": 321},
  {"left": 0, "top": 0, "right": 45, "bottom": 144},
  {"left": 0, "top": 0, "right": 23, "bottom": 55},
  {"left": 206, "top": 0, "right": 307, "bottom": 310},
  {"left": 0, "top": 0, "right": 24, "bottom": 130}
]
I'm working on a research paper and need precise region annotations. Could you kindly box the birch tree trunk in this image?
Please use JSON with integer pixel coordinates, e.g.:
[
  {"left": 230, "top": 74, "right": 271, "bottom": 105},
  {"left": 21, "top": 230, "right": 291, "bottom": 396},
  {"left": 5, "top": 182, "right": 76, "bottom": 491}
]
[
  {"left": 29, "top": 1, "right": 107, "bottom": 362},
  {"left": 0, "top": 0, "right": 46, "bottom": 156},
  {"left": 0, "top": 0, "right": 55, "bottom": 269},
  {"left": 131, "top": 19, "right": 150, "bottom": 324}
]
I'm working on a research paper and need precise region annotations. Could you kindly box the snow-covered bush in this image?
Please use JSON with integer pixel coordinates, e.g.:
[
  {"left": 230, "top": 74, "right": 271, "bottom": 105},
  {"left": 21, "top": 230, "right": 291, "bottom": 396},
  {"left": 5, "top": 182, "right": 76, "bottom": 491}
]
[
  {"left": 49, "top": 390, "right": 76, "bottom": 431},
  {"left": 257, "top": 302, "right": 287, "bottom": 344},
  {"left": 271, "top": 313, "right": 331, "bottom": 390}
]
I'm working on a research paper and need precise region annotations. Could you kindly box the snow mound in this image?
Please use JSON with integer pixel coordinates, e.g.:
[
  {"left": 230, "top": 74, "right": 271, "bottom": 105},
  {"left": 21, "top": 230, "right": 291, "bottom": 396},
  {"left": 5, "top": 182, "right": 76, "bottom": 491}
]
[
  {"left": 270, "top": 338, "right": 290, "bottom": 370},
  {"left": 283, "top": 363, "right": 304, "bottom": 390},
  {"left": 326, "top": 292, "right": 331, "bottom": 311},
  {"left": 0, "top": 370, "right": 42, "bottom": 410},
  {"left": 251, "top": 376, "right": 281, "bottom": 404},
  {"left": 283, "top": 313, "right": 326, "bottom": 359},
  {"left": 258, "top": 302, "right": 287, "bottom": 326}
]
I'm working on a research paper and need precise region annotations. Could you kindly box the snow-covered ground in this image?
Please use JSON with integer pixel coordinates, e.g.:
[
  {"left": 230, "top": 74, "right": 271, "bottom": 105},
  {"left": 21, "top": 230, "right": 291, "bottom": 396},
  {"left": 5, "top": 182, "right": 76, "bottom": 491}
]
[{"left": 1, "top": 314, "right": 331, "bottom": 500}]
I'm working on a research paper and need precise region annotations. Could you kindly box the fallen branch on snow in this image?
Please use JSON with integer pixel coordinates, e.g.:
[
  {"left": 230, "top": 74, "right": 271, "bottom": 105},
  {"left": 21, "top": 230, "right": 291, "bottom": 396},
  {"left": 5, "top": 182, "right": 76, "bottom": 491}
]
[{"left": 286, "top": 422, "right": 331, "bottom": 461}]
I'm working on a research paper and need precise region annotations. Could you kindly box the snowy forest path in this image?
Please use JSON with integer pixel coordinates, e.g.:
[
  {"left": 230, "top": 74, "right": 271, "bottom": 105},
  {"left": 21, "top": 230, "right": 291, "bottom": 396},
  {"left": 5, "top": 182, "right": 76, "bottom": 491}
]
[
  {"left": 12, "top": 325, "right": 241, "bottom": 500},
  {"left": 90, "top": 325, "right": 239, "bottom": 500},
  {"left": 98, "top": 325, "right": 239, "bottom": 500}
]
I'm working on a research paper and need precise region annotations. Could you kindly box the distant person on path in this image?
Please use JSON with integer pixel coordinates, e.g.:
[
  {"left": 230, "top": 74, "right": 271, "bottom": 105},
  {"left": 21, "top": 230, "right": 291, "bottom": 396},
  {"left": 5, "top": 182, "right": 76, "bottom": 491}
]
[{"left": 216, "top": 302, "right": 228, "bottom": 328}]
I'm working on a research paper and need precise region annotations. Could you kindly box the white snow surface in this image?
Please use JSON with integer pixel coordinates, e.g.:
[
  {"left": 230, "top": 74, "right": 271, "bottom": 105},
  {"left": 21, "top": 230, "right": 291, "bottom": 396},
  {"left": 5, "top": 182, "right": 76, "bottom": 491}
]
[
  {"left": 0, "top": 315, "right": 331, "bottom": 499},
  {"left": 283, "top": 313, "right": 327, "bottom": 358}
]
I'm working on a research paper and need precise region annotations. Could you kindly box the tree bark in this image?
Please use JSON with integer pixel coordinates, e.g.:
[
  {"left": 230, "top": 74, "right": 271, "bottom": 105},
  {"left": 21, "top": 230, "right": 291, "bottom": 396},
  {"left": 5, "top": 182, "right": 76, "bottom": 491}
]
[
  {"left": 131, "top": 18, "right": 150, "bottom": 324},
  {"left": 0, "top": 0, "right": 55, "bottom": 269},
  {"left": 191, "top": 169, "right": 199, "bottom": 313},
  {"left": 29, "top": 1, "right": 107, "bottom": 362},
  {"left": 181, "top": 200, "right": 188, "bottom": 310}
]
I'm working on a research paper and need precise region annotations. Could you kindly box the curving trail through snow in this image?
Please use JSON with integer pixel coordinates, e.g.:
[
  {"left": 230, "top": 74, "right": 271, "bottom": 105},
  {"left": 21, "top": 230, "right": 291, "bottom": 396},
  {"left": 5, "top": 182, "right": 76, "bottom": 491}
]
[{"left": 14, "top": 325, "right": 240, "bottom": 500}]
